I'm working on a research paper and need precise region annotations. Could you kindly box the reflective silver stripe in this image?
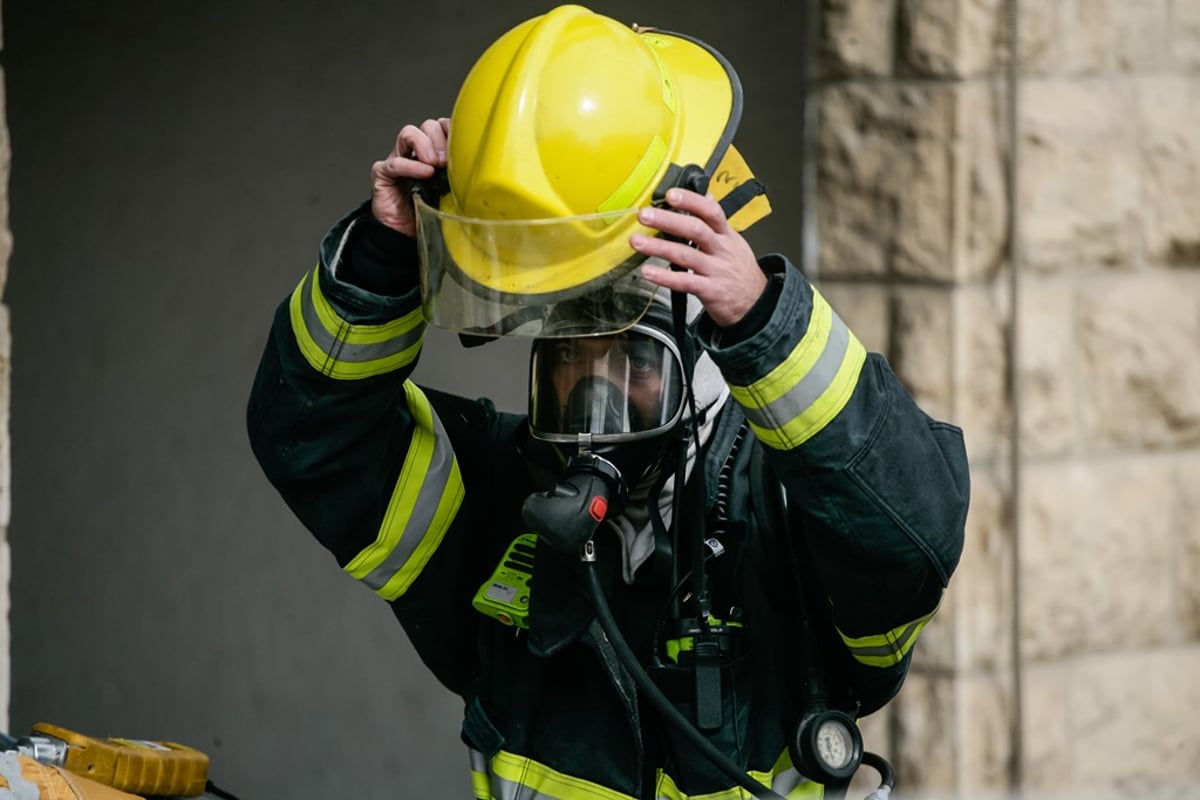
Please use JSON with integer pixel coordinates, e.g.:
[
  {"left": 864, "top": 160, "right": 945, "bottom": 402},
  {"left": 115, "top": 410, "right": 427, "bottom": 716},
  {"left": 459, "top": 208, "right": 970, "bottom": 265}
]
[
  {"left": 771, "top": 766, "right": 806, "bottom": 795},
  {"left": 0, "top": 753, "right": 39, "bottom": 800},
  {"left": 357, "top": 387, "right": 460, "bottom": 596},
  {"left": 737, "top": 307, "right": 851, "bottom": 433},
  {"left": 297, "top": 271, "right": 424, "bottom": 366},
  {"left": 468, "top": 748, "right": 491, "bottom": 800}
]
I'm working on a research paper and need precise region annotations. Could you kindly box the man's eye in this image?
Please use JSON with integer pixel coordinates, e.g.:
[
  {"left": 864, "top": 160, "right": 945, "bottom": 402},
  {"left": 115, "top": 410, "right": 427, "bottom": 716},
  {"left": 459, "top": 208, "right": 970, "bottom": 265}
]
[
  {"left": 628, "top": 353, "right": 657, "bottom": 376},
  {"left": 555, "top": 342, "right": 581, "bottom": 364}
]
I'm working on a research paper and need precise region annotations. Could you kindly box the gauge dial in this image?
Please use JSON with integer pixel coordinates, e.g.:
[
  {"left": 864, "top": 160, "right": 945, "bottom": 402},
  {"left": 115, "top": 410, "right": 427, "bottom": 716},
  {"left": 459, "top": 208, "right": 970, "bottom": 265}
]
[{"left": 815, "top": 719, "right": 855, "bottom": 770}]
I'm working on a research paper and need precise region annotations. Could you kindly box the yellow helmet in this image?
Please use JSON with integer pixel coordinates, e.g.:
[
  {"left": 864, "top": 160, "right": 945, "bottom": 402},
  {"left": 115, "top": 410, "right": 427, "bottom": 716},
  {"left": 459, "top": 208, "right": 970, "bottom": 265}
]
[{"left": 415, "top": 4, "right": 770, "bottom": 337}]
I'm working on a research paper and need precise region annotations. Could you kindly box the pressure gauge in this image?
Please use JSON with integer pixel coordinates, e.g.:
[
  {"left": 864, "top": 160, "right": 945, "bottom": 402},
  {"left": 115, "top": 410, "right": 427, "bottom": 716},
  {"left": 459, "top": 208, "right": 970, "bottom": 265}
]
[
  {"left": 790, "top": 708, "right": 864, "bottom": 784},
  {"left": 815, "top": 718, "right": 856, "bottom": 770}
]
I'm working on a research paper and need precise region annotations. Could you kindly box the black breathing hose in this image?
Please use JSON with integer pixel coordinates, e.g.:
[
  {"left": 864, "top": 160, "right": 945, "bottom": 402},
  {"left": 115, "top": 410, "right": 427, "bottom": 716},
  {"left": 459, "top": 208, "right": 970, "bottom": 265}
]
[
  {"left": 861, "top": 751, "right": 896, "bottom": 791},
  {"left": 581, "top": 551, "right": 787, "bottom": 800}
]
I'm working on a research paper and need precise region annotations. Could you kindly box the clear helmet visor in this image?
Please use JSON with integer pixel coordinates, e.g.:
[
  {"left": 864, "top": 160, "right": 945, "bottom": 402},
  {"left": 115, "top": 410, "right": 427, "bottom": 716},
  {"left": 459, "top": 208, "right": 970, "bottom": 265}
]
[
  {"left": 528, "top": 323, "right": 684, "bottom": 444},
  {"left": 414, "top": 193, "right": 666, "bottom": 338}
]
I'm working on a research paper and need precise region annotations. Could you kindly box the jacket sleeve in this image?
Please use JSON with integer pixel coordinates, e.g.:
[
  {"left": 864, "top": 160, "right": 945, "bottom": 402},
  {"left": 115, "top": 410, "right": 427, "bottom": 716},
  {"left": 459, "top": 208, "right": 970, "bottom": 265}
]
[
  {"left": 246, "top": 203, "right": 480, "bottom": 694},
  {"left": 697, "top": 255, "right": 969, "bottom": 696}
]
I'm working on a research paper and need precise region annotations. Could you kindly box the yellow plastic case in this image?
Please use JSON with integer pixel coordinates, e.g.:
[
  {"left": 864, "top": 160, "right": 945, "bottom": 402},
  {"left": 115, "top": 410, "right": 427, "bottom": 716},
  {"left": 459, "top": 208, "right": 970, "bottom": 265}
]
[{"left": 32, "top": 722, "right": 209, "bottom": 797}]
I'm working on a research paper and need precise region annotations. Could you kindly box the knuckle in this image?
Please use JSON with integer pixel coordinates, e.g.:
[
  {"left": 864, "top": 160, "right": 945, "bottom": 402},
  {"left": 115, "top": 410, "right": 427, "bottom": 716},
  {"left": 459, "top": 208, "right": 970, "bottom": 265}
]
[{"left": 669, "top": 248, "right": 699, "bottom": 270}]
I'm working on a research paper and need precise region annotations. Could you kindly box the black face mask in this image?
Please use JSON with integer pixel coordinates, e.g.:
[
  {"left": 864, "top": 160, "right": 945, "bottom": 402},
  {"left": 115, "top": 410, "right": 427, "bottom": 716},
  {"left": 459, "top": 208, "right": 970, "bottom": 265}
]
[
  {"left": 520, "top": 436, "right": 670, "bottom": 557},
  {"left": 562, "top": 376, "right": 650, "bottom": 437}
]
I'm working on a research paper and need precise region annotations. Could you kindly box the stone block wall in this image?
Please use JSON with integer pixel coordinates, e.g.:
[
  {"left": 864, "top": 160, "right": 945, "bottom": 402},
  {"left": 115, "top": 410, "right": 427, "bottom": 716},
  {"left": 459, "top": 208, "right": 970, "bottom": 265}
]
[
  {"left": 811, "top": 0, "right": 1200, "bottom": 795},
  {"left": 1015, "top": 0, "right": 1200, "bottom": 791}
]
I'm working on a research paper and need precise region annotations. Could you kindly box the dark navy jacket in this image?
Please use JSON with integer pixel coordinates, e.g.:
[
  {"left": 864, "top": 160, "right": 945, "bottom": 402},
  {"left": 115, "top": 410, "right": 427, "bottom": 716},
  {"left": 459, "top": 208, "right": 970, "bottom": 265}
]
[{"left": 247, "top": 206, "right": 969, "bottom": 799}]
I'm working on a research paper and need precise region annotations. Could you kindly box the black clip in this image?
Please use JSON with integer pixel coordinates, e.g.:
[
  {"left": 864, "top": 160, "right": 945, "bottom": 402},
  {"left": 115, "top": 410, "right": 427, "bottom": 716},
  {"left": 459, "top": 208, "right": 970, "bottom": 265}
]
[
  {"left": 653, "top": 163, "right": 710, "bottom": 204},
  {"left": 693, "top": 632, "right": 723, "bottom": 730}
]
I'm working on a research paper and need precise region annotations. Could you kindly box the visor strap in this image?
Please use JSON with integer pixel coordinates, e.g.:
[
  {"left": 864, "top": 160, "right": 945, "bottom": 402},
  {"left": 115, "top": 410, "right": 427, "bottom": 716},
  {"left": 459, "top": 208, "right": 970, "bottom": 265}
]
[
  {"left": 718, "top": 178, "right": 768, "bottom": 219},
  {"left": 669, "top": 288, "right": 711, "bottom": 622},
  {"left": 670, "top": 291, "right": 726, "bottom": 729},
  {"left": 670, "top": 289, "right": 700, "bottom": 433},
  {"left": 666, "top": 288, "right": 692, "bottom": 624}
]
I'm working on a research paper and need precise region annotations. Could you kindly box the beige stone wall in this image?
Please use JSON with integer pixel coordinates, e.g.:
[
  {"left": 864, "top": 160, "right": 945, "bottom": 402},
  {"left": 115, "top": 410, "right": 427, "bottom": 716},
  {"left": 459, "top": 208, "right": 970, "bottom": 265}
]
[
  {"left": 1015, "top": 0, "right": 1200, "bottom": 792},
  {"left": 814, "top": 0, "right": 1200, "bottom": 795}
]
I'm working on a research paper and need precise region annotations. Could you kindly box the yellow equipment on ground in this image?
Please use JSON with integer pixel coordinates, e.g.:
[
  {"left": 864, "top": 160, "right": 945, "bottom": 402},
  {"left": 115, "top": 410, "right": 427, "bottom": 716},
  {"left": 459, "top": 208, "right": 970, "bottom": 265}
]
[{"left": 11, "top": 723, "right": 211, "bottom": 798}]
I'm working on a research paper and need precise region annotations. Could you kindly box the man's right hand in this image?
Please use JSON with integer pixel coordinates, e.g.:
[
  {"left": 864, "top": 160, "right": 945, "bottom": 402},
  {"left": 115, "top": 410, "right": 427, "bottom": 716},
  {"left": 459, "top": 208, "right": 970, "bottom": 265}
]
[{"left": 370, "top": 117, "right": 450, "bottom": 237}]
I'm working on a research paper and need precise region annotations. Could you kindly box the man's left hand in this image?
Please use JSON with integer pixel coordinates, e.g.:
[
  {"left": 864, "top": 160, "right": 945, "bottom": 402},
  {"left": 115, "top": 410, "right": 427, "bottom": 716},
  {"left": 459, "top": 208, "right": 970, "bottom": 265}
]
[{"left": 630, "top": 188, "right": 767, "bottom": 328}]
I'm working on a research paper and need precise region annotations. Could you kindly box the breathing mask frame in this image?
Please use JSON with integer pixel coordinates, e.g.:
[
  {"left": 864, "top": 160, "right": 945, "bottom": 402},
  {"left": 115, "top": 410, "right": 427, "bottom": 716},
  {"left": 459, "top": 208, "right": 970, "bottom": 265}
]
[{"left": 527, "top": 319, "right": 687, "bottom": 449}]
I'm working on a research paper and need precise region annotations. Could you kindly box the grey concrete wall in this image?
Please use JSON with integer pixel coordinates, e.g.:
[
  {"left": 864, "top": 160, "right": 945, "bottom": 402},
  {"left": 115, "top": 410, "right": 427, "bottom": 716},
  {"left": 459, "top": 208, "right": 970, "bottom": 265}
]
[
  {"left": 0, "top": 0, "right": 10, "bottom": 733},
  {"left": 3, "top": 2, "right": 807, "bottom": 797}
]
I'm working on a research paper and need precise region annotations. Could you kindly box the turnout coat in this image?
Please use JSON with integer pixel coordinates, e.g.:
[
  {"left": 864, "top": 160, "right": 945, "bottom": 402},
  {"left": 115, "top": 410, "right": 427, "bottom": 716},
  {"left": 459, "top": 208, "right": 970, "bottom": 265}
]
[{"left": 247, "top": 206, "right": 970, "bottom": 799}]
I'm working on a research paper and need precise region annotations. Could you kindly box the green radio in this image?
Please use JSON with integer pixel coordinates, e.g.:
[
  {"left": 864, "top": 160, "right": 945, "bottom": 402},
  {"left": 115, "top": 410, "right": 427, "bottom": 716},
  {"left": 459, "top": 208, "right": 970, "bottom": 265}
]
[{"left": 473, "top": 533, "right": 537, "bottom": 628}]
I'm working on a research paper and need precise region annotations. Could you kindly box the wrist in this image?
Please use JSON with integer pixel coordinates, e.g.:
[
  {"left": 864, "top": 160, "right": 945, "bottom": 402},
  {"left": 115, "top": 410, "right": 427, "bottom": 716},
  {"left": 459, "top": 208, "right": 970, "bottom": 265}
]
[
  {"left": 719, "top": 270, "right": 781, "bottom": 344},
  {"left": 337, "top": 212, "right": 420, "bottom": 297}
]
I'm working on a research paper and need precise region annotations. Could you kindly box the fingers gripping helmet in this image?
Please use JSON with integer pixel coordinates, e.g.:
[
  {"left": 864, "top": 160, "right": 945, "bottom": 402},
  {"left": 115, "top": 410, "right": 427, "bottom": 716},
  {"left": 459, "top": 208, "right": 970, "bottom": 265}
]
[{"left": 415, "top": 4, "right": 770, "bottom": 338}]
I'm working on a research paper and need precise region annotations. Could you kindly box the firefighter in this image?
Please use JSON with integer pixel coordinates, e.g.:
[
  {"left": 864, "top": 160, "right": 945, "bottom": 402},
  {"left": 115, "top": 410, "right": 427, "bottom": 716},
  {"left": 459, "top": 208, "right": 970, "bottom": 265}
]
[{"left": 247, "top": 5, "right": 968, "bottom": 799}]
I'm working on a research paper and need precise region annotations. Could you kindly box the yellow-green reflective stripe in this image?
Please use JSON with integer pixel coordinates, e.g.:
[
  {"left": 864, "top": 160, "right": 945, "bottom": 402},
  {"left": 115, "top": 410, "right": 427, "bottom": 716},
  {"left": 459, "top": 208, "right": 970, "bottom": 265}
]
[
  {"left": 470, "top": 747, "right": 816, "bottom": 800},
  {"left": 839, "top": 605, "right": 939, "bottom": 668},
  {"left": 653, "top": 766, "right": 791, "bottom": 800},
  {"left": 598, "top": 135, "right": 670, "bottom": 214},
  {"left": 730, "top": 289, "right": 866, "bottom": 450},
  {"left": 491, "top": 751, "right": 635, "bottom": 800},
  {"left": 787, "top": 782, "right": 824, "bottom": 799},
  {"left": 288, "top": 267, "right": 425, "bottom": 380},
  {"left": 766, "top": 747, "right": 824, "bottom": 799},
  {"left": 343, "top": 381, "right": 464, "bottom": 601},
  {"left": 471, "top": 772, "right": 490, "bottom": 800},
  {"left": 641, "top": 35, "right": 678, "bottom": 112}
]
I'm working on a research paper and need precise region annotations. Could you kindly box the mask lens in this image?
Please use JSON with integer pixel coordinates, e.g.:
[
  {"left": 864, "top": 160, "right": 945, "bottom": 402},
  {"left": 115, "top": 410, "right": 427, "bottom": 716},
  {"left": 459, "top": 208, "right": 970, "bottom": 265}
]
[{"left": 529, "top": 326, "right": 683, "bottom": 443}]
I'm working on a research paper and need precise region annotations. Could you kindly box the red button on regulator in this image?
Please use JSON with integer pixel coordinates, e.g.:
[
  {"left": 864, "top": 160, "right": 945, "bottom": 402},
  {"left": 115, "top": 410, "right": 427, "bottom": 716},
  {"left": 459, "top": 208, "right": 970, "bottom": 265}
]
[{"left": 588, "top": 496, "right": 608, "bottom": 522}]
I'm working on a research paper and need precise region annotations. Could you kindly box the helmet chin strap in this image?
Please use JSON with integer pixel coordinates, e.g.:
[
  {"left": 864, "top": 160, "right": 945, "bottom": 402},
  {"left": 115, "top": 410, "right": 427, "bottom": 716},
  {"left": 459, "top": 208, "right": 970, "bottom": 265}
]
[{"left": 667, "top": 286, "right": 704, "bottom": 616}]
